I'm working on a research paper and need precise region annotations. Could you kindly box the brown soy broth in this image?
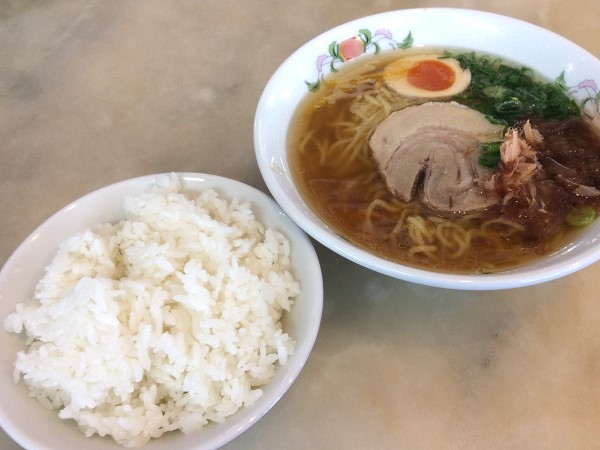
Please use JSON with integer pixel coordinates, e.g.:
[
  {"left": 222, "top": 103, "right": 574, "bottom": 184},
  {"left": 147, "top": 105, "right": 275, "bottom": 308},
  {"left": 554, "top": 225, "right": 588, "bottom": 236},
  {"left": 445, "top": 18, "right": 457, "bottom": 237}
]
[{"left": 287, "top": 51, "right": 583, "bottom": 274}]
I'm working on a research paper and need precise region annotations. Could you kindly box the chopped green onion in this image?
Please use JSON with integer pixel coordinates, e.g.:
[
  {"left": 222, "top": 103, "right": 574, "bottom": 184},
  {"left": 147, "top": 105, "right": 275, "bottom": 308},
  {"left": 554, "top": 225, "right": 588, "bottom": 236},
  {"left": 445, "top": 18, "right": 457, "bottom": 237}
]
[
  {"left": 479, "top": 153, "right": 500, "bottom": 168},
  {"left": 482, "top": 142, "right": 501, "bottom": 151},
  {"left": 566, "top": 206, "right": 596, "bottom": 227},
  {"left": 484, "top": 114, "right": 509, "bottom": 128},
  {"left": 442, "top": 51, "right": 581, "bottom": 122},
  {"left": 479, "top": 141, "right": 502, "bottom": 168},
  {"left": 483, "top": 85, "right": 509, "bottom": 99},
  {"left": 496, "top": 98, "right": 523, "bottom": 113}
]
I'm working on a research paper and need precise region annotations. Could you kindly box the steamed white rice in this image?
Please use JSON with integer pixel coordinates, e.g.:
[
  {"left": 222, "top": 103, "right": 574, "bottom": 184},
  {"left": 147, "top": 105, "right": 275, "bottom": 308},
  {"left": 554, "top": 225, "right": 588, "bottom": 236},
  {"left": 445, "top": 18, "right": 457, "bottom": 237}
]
[{"left": 3, "top": 175, "right": 300, "bottom": 447}]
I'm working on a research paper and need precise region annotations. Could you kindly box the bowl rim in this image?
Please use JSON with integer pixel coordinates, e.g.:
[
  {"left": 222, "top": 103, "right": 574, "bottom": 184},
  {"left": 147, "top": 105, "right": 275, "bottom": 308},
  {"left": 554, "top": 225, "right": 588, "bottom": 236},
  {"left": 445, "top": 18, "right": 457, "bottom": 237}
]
[
  {"left": 0, "top": 172, "right": 323, "bottom": 450},
  {"left": 254, "top": 7, "right": 600, "bottom": 290}
]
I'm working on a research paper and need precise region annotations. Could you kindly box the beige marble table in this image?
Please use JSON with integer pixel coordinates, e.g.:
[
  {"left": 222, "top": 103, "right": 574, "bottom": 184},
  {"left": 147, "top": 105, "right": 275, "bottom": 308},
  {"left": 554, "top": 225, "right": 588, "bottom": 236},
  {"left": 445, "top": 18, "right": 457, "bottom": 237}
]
[{"left": 2, "top": 1, "right": 600, "bottom": 449}]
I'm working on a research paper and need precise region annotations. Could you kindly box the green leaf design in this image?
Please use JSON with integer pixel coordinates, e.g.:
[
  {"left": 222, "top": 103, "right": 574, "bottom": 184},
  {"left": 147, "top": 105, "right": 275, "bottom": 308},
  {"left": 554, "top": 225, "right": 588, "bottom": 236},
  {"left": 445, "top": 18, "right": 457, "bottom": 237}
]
[
  {"left": 397, "top": 31, "right": 413, "bottom": 49},
  {"left": 328, "top": 41, "right": 339, "bottom": 58},
  {"left": 582, "top": 96, "right": 594, "bottom": 108},
  {"left": 373, "top": 42, "right": 381, "bottom": 54},
  {"left": 358, "top": 28, "right": 372, "bottom": 45},
  {"left": 305, "top": 80, "right": 321, "bottom": 92}
]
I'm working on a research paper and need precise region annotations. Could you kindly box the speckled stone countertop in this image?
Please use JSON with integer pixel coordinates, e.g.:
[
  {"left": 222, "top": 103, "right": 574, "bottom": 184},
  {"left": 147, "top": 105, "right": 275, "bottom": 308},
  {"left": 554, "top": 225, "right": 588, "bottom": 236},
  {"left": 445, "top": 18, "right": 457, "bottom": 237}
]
[{"left": 2, "top": 1, "right": 600, "bottom": 449}]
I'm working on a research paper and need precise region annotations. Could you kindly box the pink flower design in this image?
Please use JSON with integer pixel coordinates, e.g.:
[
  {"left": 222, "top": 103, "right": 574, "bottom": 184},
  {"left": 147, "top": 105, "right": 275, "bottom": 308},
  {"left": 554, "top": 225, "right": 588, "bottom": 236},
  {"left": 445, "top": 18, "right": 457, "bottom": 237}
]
[
  {"left": 578, "top": 79, "right": 598, "bottom": 91},
  {"left": 374, "top": 28, "right": 393, "bottom": 39},
  {"left": 316, "top": 54, "right": 328, "bottom": 72},
  {"left": 570, "top": 77, "right": 600, "bottom": 118}
]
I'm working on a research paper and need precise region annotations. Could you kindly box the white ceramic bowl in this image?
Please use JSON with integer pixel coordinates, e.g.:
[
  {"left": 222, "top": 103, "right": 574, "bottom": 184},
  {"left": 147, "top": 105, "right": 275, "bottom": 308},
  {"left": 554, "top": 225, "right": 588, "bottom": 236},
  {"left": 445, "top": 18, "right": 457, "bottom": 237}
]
[
  {"left": 254, "top": 8, "right": 600, "bottom": 290},
  {"left": 0, "top": 173, "right": 323, "bottom": 450}
]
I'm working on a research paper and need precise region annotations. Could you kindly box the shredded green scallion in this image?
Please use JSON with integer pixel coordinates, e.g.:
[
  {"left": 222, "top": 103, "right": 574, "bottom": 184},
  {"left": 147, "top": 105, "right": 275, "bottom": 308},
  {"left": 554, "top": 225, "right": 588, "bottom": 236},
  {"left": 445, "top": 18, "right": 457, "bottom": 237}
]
[
  {"left": 479, "top": 141, "right": 502, "bottom": 168},
  {"left": 441, "top": 51, "right": 581, "bottom": 123},
  {"left": 566, "top": 207, "right": 596, "bottom": 227}
]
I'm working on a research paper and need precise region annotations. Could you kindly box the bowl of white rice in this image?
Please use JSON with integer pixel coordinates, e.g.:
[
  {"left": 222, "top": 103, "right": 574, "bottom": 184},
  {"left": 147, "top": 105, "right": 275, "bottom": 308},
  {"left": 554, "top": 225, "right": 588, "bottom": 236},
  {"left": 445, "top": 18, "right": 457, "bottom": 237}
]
[{"left": 0, "top": 173, "right": 323, "bottom": 449}]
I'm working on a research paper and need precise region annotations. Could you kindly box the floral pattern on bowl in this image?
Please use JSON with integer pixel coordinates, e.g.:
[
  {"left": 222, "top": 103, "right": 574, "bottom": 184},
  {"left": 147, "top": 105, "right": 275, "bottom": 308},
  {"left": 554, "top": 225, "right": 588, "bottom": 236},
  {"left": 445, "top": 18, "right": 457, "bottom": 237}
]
[
  {"left": 304, "top": 27, "right": 599, "bottom": 125},
  {"left": 569, "top": 78, "right": 600, "bottom": 124},
  {"left": 305, "top": 28, "right": 413, "bottom": 91}
]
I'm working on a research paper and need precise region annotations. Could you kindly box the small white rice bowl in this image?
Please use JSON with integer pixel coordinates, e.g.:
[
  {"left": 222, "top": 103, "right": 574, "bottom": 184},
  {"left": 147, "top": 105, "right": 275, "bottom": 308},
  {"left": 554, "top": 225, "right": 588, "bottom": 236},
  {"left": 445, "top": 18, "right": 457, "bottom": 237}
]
[{"left": 0, "top": 173, "right": 322, "bottom": 450}]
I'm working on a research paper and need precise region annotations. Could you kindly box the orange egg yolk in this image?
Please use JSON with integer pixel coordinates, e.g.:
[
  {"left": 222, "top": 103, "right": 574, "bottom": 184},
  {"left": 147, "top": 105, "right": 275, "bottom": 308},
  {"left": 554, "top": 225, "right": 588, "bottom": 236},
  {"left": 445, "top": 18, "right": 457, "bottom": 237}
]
[{"left": 407, "top": 60, "right": 456, "bottom": 91}]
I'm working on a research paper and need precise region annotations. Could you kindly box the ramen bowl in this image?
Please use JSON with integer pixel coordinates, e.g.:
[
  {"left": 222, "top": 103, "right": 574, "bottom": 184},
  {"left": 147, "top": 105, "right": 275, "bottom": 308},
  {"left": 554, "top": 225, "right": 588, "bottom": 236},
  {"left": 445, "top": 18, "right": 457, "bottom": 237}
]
[
  {"left": 254, "top": 8, "right": 600, "bottom": 290},
  {"left": 0, "top": 173, "right": 323, "bottom": 450}
]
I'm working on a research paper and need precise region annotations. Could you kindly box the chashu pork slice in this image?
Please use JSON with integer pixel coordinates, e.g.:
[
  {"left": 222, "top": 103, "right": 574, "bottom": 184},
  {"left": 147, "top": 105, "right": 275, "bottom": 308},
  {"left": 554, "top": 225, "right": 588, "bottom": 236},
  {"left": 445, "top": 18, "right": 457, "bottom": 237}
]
[
  {"left": 369, "top": 102, "right": 504, "bottom": 213},
  {"left": 421, "top": 138, "right": 498, "bottom": 212}
]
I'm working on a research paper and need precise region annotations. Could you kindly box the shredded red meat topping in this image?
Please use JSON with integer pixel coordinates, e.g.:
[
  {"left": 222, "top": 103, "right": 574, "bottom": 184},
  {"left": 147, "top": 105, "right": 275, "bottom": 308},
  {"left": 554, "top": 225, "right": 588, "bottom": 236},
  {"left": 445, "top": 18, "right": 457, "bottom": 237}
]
[{"left": 484, "top": 118, "right": 600, "bottom": 245}]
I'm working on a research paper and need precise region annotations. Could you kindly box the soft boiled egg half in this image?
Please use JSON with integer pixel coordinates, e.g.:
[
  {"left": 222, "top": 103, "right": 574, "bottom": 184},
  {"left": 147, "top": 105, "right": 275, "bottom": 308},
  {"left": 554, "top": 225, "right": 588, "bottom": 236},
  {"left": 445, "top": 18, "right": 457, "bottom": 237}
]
[{"left": 383, "top": 54, "right": 471, "bottom": 98}]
